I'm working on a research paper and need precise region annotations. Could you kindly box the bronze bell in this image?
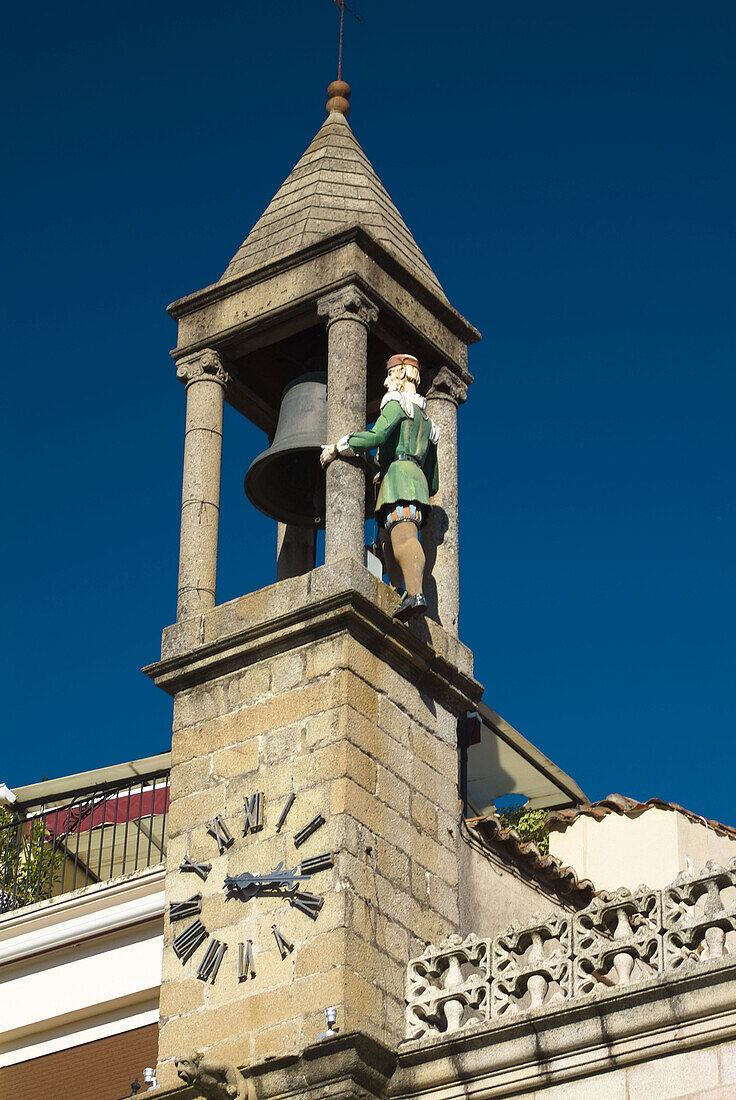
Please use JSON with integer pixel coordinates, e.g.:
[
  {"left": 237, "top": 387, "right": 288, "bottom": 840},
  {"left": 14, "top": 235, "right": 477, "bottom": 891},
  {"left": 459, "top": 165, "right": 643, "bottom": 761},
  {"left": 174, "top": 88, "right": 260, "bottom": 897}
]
[{"left": 245, "top": 373, "right": 328, "bottom": 528}]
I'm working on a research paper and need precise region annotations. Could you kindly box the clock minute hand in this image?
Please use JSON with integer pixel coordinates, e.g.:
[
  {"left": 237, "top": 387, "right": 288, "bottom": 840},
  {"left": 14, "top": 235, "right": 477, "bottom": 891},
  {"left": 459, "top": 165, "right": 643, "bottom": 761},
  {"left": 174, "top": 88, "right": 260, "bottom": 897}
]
[
  {"left": 224, "top": 865, "right": 311, "bottom": 898},
  {"left": 255, "top": 864, "right": 312, "bottom": 890}
]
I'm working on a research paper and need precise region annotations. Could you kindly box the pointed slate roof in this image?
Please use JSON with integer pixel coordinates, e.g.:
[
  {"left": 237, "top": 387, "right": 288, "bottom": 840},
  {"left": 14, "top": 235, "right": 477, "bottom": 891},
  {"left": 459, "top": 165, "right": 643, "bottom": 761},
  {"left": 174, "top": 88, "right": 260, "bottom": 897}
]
[{"left": 222, "top": 110, "right": 448, "bottom": 301}]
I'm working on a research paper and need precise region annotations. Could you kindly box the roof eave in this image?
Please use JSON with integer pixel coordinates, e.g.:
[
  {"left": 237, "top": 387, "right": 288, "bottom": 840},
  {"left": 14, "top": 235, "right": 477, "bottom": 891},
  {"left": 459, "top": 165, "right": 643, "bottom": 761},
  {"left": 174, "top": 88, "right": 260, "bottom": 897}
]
[
  {"left": 12, "top": 752, "right": 171, "bottom": 808},
  {"left": 167, "top": 224, "right": 481, "bottom": 349},
  {"left": 465, "top": 813, "right": 598, "bottom": 905},
  {"left": 477, "top": 700, "right": 589, "bottom": 809}
]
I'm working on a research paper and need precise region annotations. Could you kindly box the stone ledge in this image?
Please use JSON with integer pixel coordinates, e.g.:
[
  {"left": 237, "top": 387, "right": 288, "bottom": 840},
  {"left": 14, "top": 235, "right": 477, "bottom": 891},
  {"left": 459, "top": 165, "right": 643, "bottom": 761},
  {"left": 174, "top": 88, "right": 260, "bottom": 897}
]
[
  {"left": 143, "top": 561, "right": 481, "bottom": 714},
  {"left": 167, "top": 224, "right": 480, "bottom": 351},
  {"left": 126, "top": 967, "right": 736, "bottom": 1098},
  {"left": 256, "top": 1031, "right": 397, "bottom": 1099},
  {"left": 0, "top": 865, "right": 165, "bottom": 962},
  {"left": 151, "top": 1032, "right": 396, "bottom": 1100},
  {"left": 393, "top": 955, "right": 736, "bottom": 1098}
]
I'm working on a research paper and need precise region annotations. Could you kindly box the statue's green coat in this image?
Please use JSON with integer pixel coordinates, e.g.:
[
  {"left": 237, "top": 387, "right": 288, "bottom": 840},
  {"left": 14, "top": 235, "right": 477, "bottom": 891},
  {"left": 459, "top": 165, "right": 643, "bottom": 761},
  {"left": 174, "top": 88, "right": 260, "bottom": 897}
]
[{"left": 348, "top": 400, "right": 439, "bottom": 513}]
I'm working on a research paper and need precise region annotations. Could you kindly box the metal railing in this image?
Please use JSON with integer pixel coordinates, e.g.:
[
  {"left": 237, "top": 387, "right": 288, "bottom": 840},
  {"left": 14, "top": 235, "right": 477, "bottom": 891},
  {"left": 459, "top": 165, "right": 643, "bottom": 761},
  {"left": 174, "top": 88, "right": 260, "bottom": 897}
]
[{"left": 0, "top": 769, "right": 169, "bottom": 913}]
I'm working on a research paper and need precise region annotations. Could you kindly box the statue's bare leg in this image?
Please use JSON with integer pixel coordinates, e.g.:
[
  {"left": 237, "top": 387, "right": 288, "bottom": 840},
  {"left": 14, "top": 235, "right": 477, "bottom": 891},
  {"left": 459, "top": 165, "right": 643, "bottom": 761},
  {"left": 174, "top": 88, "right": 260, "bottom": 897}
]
[
  {"left": 389, "top": 521, "right": 425, "bottom": 597},
  {"left": 379, "top": 528, "right": 404, "bottom": 590}
]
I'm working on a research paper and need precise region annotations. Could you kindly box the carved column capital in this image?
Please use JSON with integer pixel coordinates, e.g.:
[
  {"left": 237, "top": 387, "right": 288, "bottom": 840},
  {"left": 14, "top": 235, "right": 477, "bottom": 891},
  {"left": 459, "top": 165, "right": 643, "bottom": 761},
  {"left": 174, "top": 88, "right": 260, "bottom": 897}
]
[
  {"left": 317, "top": 285, "right": 379, "bottom": 329},
  {"left": 176, "top": 348, "right": 229, "bottom": 388},
  {"left": 427, "top": 365, "right": 468, "bottom": 406}
]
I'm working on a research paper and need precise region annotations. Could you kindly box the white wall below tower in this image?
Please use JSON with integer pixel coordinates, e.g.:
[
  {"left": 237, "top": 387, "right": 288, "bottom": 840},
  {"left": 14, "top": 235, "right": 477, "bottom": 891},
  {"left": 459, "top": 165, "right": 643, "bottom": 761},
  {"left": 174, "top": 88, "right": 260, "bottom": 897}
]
[{"left": 0, "top": 866, "right": 164, "bottom": 1068}]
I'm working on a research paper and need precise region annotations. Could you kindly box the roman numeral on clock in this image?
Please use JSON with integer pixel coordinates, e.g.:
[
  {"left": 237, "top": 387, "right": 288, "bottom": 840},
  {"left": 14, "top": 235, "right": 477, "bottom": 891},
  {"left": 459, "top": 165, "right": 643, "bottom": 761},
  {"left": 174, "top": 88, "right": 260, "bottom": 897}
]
[
  {"left": 276, "top": 792, "right": 296, "bottom": 832},
  {"left": 207, "top": 814, "right": 234, "bottom": 854},
  {"left": 243, "top": 792, "right": 264, "bottom": 835},
  {"left": 300, "top": 852, "right": 334, "bottom": 876},
  {"left": 238, "top": 940, "right": 255, "bottom": 982},
  {"left": 179, "top": 857, "right": 211, "bottom": 881},
  {"left": 290, "top": 891, "right": 325, "bottom": 920},
  {"left": 293, "top": 813, "right": 325, "bottom": 848},
  {"left": 272, "top": 925, "right": 294, "bottom": 959},
  {"left": 169, "top": 895, "right": 202, "bottom": 922},
  {"left": 197, "top": 939, "right": 227, "bottom": 984},
  {"left": 173, "top": 919, "right": 208, "bottom": 962}
]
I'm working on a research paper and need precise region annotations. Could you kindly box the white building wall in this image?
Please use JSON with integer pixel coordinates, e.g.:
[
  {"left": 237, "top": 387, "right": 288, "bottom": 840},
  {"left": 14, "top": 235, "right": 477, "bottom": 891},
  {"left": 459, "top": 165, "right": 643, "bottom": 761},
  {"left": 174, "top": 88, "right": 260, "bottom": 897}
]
[
  {"left": 549, "top": 807, "right": 736, "bottom": 891},
  {"left": 0, "top": 866, "right": 164, "bottom": 1067}
]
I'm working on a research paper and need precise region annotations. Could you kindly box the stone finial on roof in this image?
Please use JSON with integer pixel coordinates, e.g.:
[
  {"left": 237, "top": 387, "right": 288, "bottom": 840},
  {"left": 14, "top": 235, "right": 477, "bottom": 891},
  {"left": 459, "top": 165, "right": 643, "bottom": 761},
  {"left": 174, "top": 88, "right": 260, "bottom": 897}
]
[{"left": 326, "top": 79, "right": 351, "bottom": 116}]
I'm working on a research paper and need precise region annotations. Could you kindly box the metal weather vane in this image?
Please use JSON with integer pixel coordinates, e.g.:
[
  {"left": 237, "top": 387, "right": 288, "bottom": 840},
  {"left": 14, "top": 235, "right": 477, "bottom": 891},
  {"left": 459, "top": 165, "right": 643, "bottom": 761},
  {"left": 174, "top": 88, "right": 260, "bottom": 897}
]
[{"left": 333, "top": 0, "right": 363, "bottom": 81}]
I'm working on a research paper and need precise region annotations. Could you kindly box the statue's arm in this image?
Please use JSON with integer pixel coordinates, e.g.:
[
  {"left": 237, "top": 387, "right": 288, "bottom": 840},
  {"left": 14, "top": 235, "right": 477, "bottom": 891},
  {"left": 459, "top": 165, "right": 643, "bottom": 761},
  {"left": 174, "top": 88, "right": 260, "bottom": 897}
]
[
  {"left": 346, "top": 401, "right": 404, "bottom": 452},
  {"left": 321, "top": 401, "right": 404, "bottom": 468}
]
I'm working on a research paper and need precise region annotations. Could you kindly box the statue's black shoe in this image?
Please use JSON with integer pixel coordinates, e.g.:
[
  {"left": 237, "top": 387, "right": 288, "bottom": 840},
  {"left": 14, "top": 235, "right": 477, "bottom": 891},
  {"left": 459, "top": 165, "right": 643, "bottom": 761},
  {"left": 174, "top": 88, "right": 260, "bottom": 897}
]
[
  {"left": 411, "top": 593, "right": 428, "bottom": 618},
  {"left": 393, "top": 593, "right": 427, "bottom": 622}
]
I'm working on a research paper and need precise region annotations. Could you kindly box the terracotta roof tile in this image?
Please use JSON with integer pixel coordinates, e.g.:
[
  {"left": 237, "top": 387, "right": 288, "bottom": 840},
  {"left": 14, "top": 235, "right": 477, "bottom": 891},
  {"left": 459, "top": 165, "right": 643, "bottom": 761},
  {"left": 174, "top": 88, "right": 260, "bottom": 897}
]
[
  {"left": 546, "top": 794, "right": 736, "bottom": 839},
  {"left": 465, "top": 813, "right": 597, "bottom": 905}
]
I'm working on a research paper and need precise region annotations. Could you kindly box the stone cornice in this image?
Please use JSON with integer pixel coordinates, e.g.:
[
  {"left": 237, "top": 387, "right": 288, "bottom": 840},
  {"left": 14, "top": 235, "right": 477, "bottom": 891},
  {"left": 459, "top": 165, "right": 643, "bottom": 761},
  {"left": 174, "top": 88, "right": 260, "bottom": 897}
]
[
  {"left": 151, "top": 1032, "right": 396, "bottom": 1099},
  {"left": 170, "top": 272, "right": 474, "bottom": 393},
  {"left": 128, "top": 959, "right": 736, "bottom": 1097},
  {"left": 167, "top": 225, "right": 481, "bottom": 349},
  {"left": 143, "top": 563, "right": 481, "bottom": 713},
  {"left": 256, "top": 1031, "right": 397, "bottom": 1099}
]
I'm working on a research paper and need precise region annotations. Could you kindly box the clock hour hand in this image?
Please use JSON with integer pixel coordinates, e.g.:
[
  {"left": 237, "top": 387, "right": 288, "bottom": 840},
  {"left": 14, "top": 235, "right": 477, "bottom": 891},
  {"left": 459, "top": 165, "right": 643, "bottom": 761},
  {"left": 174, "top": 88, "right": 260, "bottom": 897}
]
[{"left": 224, "top": 862, "right": 311, "bottom": 900}]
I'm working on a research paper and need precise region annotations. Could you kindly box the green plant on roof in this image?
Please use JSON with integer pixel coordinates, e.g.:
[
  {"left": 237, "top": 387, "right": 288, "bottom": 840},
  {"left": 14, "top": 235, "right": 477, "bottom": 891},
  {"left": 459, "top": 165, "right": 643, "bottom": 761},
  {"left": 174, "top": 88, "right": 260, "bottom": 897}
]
[{"left": 495, "top": 803, "right": 549, "bottom": 855}]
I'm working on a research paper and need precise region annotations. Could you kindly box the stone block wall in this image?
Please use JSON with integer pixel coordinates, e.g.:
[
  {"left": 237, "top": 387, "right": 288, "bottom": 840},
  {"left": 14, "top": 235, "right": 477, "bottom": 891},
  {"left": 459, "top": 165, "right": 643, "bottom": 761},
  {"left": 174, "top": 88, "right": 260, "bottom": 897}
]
[
  {"left": 157, "top": 627, "right": 465, "bottom": 1091},
  {"left": 459, "top": 834, "right": 575, "bottom": 942}
]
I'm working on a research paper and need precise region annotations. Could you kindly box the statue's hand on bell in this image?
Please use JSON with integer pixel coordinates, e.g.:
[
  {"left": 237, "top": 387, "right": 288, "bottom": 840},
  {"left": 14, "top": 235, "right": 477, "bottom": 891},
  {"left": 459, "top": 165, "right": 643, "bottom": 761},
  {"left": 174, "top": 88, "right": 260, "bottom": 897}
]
[{"left": 320, "top": 443, "right": 338, "bottom": 468}]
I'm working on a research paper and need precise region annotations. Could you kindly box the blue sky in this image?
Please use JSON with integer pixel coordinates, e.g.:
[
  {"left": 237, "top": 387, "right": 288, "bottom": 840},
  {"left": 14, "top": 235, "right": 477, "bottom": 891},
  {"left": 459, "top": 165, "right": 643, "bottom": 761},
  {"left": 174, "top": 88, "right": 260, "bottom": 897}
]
[{"left": 2, "top": 1, "right": 734, "bottom": 825}]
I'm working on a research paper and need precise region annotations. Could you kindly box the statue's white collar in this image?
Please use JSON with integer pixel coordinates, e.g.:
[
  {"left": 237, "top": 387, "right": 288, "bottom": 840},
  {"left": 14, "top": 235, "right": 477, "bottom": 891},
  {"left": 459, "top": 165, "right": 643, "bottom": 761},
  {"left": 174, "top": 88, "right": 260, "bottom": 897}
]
[{"left": 381, "top": 390, "right": 427, "bottom": 418}]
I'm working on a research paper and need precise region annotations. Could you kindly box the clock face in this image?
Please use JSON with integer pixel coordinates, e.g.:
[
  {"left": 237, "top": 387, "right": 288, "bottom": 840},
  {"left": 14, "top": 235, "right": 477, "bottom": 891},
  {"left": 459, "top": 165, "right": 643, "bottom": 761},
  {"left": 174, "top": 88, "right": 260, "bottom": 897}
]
[{"left": 170, "top": 790, "right": 333, "bottom": 985}]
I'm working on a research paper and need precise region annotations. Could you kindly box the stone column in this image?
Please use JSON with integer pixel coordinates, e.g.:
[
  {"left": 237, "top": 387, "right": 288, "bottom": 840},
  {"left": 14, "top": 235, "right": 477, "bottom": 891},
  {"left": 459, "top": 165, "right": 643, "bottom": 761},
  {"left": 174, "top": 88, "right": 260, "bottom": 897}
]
[
  {"left": 317, "top": 286, "right": 378, "bottom": 566},
  {"left": 175, "top": 348, "right": 229, "bottom": 621},
  {"left": 425, "top": 366, "right": 468, "bottom": 636},
  {"left": 276, "top": 522, "right": 316, "bottom": 580}
]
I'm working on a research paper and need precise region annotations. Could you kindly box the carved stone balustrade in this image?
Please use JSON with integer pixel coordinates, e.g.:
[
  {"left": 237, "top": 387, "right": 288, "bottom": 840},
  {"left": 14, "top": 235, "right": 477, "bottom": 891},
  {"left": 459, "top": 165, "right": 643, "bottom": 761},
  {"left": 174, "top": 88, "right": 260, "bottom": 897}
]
[
  {"left": 573, "top": 886, "right": 661, "bottom": 996},
  {"left": 405, "top": 858, "right": 736, "bottom": 1040},
  {"left": 492, "top": 912, "right": 571, "bottom": 1017},
  {"left": 406, "top": 933, "right": 491, "bottom": 1040},
  {"left": 663, "top": 858, "right": 736, "bottom": 970}
]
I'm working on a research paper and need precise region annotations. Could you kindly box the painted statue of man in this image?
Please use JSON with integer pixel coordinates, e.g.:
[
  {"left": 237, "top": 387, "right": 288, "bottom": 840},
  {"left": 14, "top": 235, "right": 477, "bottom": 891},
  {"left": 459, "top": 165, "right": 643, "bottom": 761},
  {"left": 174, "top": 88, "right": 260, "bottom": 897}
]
[{"left": 320, "top": 353, "right": 439, "bottom": 621}]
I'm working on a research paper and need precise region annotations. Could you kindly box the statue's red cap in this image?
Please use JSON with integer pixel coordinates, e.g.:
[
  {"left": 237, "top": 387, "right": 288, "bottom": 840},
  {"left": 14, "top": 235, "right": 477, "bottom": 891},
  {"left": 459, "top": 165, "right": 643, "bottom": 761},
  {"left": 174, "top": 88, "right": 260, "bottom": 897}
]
[{"left": 386, "top": 354, "right": 419, "bottom": 370}]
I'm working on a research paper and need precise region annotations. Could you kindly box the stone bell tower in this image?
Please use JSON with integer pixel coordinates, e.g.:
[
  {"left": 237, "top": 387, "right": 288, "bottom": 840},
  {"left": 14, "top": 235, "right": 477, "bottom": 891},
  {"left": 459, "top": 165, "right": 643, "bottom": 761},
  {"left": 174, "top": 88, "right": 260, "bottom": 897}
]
[{"left": 144, "top": 82, "right": 481, "bottom": 1096}]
